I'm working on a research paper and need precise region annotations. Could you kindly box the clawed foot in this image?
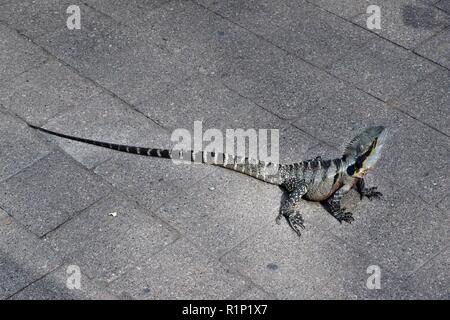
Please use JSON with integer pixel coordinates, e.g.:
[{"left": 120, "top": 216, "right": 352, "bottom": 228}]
[
  {"left": 333, "top": 209, "right": 354, "bottom": 224},
  {"left": 287, "top": 213, "right": 305, "bottom": 237},
  {"left": 360, "top": 187, "right": 383, "bottom": 200},
  {"left": 275, "top": 213, "right": 283, "bottom": 225},
  {"left": 275, "top": 212, "right": 305, "bottom": 237}
]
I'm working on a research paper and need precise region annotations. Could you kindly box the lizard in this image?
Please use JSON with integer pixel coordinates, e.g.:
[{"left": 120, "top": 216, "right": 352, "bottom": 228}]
[{"left": 28, "top": 124, "right": 386, "bottom": 237}]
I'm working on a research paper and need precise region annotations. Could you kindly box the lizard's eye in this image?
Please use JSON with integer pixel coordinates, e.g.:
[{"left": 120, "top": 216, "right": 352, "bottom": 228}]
[{"left": 355, "top": 157, "right": 363, "bottom": 168}]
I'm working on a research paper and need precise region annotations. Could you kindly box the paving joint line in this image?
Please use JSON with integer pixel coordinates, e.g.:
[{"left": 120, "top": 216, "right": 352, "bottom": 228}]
[
  {"left": 105, "top": 188, "right": 186, "bottom": 240},
  {"left": 431, "top": 2, "right": 450, "bottom": 15},
  {"left": 192, "top": 0, "right": 450, "bottom": 141},
  {"left": 0, "top": 21, "right": 168, "bottom": 132},
  {"left": 5, "top": 263, "right": 61, "bottom": 300},
  {"left": 305, "top": 0, "right": 450, "bottom": 72},
  {"left": 38, "top": 191, "right": 115, "bottom": 239},
  {"left": 0, "top": 149, "right": 51, "bottom": 184},
  {"left": 391, "top": 106, "right": 450, "bottom": 139},
  {"left": 404, "top": 244, "right": 449, "bottom": 279},
  {"left": 411, "top": 25, "right": 450, "bottom": 51},
  {"left": 80, "top": 0, "right": 123, "bottom": 25},
  {"left": 0, "top": 57, "right": 50, "bottom": 85}
]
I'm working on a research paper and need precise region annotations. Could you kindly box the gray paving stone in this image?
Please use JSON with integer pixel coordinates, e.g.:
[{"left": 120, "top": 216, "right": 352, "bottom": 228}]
[
  {"left": 36, "top": 23, "right": 194, "bottom": 106},
  {"left": 44, "top": 193, "right": 178, "bottom": 283},
  {"left": 0, "top": 24, "right": 47, "bottom": 82},
  {"left": 0, "top": 150, "right": 112, "bottom": 237},
  {"left": 198, "top": 0, "right": 373, "bottom": 68},
  {"left": 203, "top": 101, "right": 290, "bottom": 132},
  {"left": 0, "top": 209, "right": 62, "bottom": 299},
  {"left": 264, "top": 19, "right": 371, "bottom": 69},
  {"left": 106, "top": 240, "right": 248, "bottom": 299},
  {"left": 352, "top": 0, "right": 449, "bottom": 49},
  {"left": 155, "top": 169, "right": 283, "bottom": 257},
  {"left": 327, "top": 36, "right": 437, "bottom": 101},
  {"left": 273, "top": 126, "right": 325, "bottom": 164},
  {"left": 221, "top": 216, "right": 402, "bottom": 299},
  {"left": 293, "top": 84, "right": 405, "bottom": 149},
  {"left": 377, "top": 117, "right": 450, "bottom": 204},
  {"left": 331, "top": 176, "right": 449, "bottom": 279},
  {"left": 414, "top": 27, "right": 450, "bottom": 69},
  {"left": 226, "top": 53, "right": 348, "bottom": 122},
  {"left": 0, "top": 60, "right": 101, "bottom": 126},
  {"left": 84, "top": 0, "right": 171, "bottom": 23},
  {"left": 40, "top": 92, "right": 171, "bottom": 169},
  {"left": 400, "top": 247, "right": 449, "bottom": 299},
  {"left": 136, "top": 74, "right": 256, "bottom": 131},
  {"left": 435, "top": 0, "right": 450, "bottom": 13},
  {"left": 9, "top": 264, "right": 117, "bottom": 300},
  {"left": 305, "top": 0, "right": 376, "bottom": 18},
  {"left": 0, "top": 109, "right": 53, "bottom": 182},
  {"left": 392, "top": 69, "right": 450, "bottom": 137},
  {"left": 0, "top": 0, "right": 113, "bottom": 39},
  {"left": 437, "top": 193, "right": 450, "bottom": 211},
  {"left": 94, "top": 152, "right": 213, "bottom": 212},
  {"left": 132, "top": 1, "right": 345, "bottom": 119}
]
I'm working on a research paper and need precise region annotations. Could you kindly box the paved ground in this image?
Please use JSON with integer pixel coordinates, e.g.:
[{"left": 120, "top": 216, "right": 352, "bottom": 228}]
[{"left": 0, "top": 0, "right": 449, "bottom": 300}]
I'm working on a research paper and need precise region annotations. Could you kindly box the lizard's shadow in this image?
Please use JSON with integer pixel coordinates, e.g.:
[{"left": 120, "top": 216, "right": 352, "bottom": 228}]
[
  {"left": 277, "top": 186, "right": 333, "bottom": 219},
  {"left": 320, "top": 188, "right": 361, "bottom": 218}
]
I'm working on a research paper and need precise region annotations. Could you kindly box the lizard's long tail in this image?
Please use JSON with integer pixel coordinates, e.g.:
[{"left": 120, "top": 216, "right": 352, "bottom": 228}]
[{"left": 29, "top": 124, "right": 281, "bottom": 185}]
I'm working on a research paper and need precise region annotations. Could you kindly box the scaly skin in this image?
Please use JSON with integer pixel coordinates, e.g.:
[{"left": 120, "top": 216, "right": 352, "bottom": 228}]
[{"left": 28, "top": 124, "right": 386, "bottom": 237}]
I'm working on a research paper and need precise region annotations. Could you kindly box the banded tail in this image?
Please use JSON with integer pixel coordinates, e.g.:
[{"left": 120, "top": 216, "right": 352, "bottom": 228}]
[{"left": 28, "top": 124, "right": 281, "bottom": 184}]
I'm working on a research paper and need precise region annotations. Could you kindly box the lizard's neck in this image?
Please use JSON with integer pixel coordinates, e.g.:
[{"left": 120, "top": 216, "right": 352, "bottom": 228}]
[{"left": 340, "top": 154, "right": 363, "bottom": 180}]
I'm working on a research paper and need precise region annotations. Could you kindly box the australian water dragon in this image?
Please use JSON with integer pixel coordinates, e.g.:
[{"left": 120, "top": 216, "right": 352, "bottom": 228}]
[{"left": 29, "top": 124, "right": 386, "bottom": 237}]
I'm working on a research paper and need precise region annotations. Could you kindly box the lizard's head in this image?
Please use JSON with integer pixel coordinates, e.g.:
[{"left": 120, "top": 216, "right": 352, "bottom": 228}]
[{"left": 343, "top": 126, "right": 387, "bottom": 177}]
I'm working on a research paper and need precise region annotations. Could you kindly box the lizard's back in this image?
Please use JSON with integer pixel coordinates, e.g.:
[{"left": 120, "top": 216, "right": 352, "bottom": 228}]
[{"left": 282, "top": 158, "right": 344, "bottom": 201}]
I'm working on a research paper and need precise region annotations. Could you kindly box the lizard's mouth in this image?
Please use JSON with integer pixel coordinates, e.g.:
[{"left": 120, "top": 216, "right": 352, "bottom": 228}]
[
  {"left": 354, "top": 167, "right": 368, "bottom": 178},
  {"left": 365, "top": 128, "right": 387, "bottom": 169},
  {"left": 355, "top": 128, "right": 387, "bottom": 177}
]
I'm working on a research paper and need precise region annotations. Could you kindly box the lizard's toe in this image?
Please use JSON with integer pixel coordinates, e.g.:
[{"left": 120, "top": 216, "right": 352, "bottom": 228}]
[
  {"left": 335, "top": 210, "right": 354, "bottom": 224},
  {"left": 367, "top": 188, "right": 383, "bottom": 200},
  {"left": 288, "top": 213, "right": 305, "bottom": 237},
  {"left": 363, "top": 187, "right": 383, "bottom": 200},
  {"left": 275, "top": 213, "right": 283, "bottom": 225}
]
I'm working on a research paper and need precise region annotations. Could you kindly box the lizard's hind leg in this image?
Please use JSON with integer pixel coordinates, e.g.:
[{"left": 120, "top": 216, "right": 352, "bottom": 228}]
[
  {"left": 276, "top": 184, "right": 308, "bottom": 237},
  {"left": 355, "top": 178, "right": 383, "bottom": 200}
]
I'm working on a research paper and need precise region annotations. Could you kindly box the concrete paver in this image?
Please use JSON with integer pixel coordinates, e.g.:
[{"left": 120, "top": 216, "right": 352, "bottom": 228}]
[
  {"left": 0, "top": 0, "right": 448, "bottom": 300},
  {"left": 0, "top": 60, "right": 101, "bottom": 126},
  {"left": 0, "top": 109, "right": 53, "bottom": 182},
  {"left": 414, "top": 27, "right": 450, "bottom": 69},
  {"left": 0, "top": 150, "right": 112, "bottom": 237},
  {"left": 352, "top": 0, "right": 449, "bottom": 49},
  {"left": 0, "top": 23, "right": 47, "bottom": 82},
  {"left": 106, "top": 240, "right": 248, "bottom": 299},
  {"left": 0, "top": 209, "right": 62, "bottom": 299},
  {"left": 327, "top": 36, "right": 438, "bottom": 101},
  {"left": 44, "top": 193, "right": 179, "bottom": 283}
]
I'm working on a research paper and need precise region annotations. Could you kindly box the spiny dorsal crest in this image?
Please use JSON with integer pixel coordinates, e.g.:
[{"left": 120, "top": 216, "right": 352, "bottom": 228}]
[{"left": 343, "top": 126, "right": 384, "bottom": 158}]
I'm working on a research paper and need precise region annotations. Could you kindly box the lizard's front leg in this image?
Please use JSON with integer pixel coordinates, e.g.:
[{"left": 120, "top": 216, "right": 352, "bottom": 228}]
[
  {"left": 276, "top": 184, "right": 308, "bottom": 237},
  {"left": 355, "top": 178, "right": 383, "bottom": 200},
  {"left": 327, "top": 184, "right": 355, "bottom": 224}
]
